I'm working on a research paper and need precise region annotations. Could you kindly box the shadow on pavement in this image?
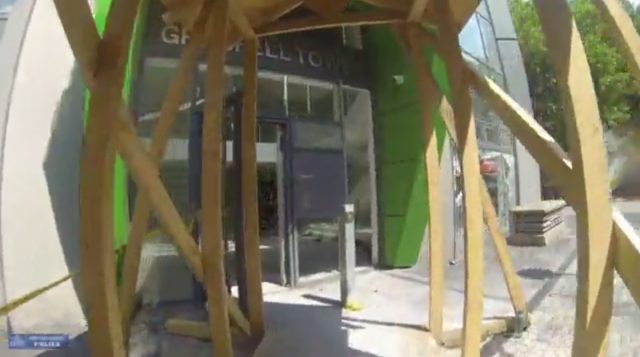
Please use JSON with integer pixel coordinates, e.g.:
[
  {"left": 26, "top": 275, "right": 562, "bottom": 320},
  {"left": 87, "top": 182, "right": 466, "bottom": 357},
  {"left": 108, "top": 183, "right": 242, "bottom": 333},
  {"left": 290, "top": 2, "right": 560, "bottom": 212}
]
[{"left": 33, "top": 299, "right": 381, "bottom": 357}]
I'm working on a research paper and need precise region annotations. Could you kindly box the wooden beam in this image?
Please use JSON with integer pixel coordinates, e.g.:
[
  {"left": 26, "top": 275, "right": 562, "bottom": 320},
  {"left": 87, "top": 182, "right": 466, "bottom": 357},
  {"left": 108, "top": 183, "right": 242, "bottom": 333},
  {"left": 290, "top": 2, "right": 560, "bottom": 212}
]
[
  {"left": 250, "top": 0, "right": 303, "bottom": 25},
  {"left": 466, "top": 54, "right": 640, "bottom": 328},
  {"left": 440, "top": 317, "right": 518, "bottom": 349},
  {"left": 432, "top": 0, "right": 484, "bottom": 355},
  {"left": 593, "top": 0, "right": 640, "bottom": 83},
  {"left": 479, "top": 185, "right": 528, "bottom": 313},
  {"left": 467, "top": 70, "right": 640, "bottom": 318},
  {"left": 166, "top": 319, "right": 211, "bottom": 340},
  {"left": 54, "top": 0, "right": 250, "bottom": 338},
  {"left": 114, "top": 126, "right": 205, "bottom": 280},
  {"left": 241, "top": 37, "right": 266, "bottom": 340},
  {"left": 533, "top": 1, "right": 614, "bottom": 356},
  {"left": 118, "top": 3, "right": 211, "bottom": 338},
  {"left": 230, "top": 1, "right": 256, "bottom": 39},
  {"left": 359, "top": 0, "right": 478, "bottom": 32},
  {"left": 403, "top": 24, "right": 444, "bottom": 342},
  {"left": 54, "top": 0, "right": 141, "bottom": 354},
  {"left": 53, "top": 0, "right": 98, "bottom": 88},
  {"left": 113, "top": 124, "right": 250, "bottom": 338},
  {"left": 101, "top": 0, "right": 142, "bottom": 79},
  {"left": 466, "top": 71, "right": 578, "bottom": 204},
  {"left": 303, "top": 0, "right": 349, "bottom": 17},
  {"left": 438, "top": 99, "right": 527, "bottom": 317},
  {"left": 160, "top": 0, "right": 198, "bottom": 27},
  {"left": 256, "top": 11, "right": 405, "bottom": 38},
  {"left": 112, "top": 121, "right": 251, "bottom": 337},
  {"left": 201, "top": 0, "right": 233, "bottom": 355},
  {"left": 165, "top": 318, "right": 246, "bottom": 341},
  {"left": 224, "top": 0, "right": 301, "bottom": 51},
  {"left": 408, "top": 0, "right": 430, "bottom": 22}
]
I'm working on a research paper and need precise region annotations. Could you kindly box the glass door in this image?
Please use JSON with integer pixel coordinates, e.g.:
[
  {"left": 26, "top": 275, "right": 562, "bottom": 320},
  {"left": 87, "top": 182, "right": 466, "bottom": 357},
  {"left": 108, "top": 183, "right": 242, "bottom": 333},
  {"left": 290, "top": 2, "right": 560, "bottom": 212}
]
[{"left": 287, "top": 120, "right": 347, "bottom": 285}]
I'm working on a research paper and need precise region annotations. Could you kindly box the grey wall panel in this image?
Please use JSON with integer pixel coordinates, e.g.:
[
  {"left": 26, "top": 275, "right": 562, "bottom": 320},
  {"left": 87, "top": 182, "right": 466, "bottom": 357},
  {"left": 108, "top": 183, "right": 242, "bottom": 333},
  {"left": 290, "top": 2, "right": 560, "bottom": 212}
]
[
  {"left": 486, "top": 0, "right": 542, "bottom": 206},
  {"left": 0, "top": 0, "right": 86, "bottom": 335},
  {"left": 0, "top": 0, "right": 37, "bottom": 334},
  {"left": 486, "top": 0, "right": 518, "bottom": 39}
]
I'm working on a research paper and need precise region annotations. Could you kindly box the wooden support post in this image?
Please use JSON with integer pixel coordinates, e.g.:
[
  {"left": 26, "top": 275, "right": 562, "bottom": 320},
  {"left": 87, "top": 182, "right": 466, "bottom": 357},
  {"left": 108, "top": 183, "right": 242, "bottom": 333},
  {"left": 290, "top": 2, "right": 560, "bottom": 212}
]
[
  {"left": 533, "top": 1, "right": 614, "bottom": 356},
  {"left": 432, "top": 1, "right": 485, "bottom": 354},
  {"left": 467, "top": 69, "right": 640, "bottom": 319},
  {"left": 118, "top": 10, "right": 208, "bottom": 338},
  {"left": 439, "top": 99, "right": 527, "bottom": 321},
  {"left": 56, "top": 0, "right": 250, "bottom": 339},
  {"left": 201, "top": 0, "right": 233, "bottom": 355},
  {"left": 113, "top": 121, "right": 251, "bottom": 337},
  {"left": 241, "top": 36, "right": 266, "bottom": 340},
  {"left": 81, "top": 90, "right": 125, "bottom": 357},
  {"left": 593, "top": 0, "right": 640, "bottom": 83},
  {"left": 404, "top": 25, "right": 444, "bottom": 342},
  {"left": 55, "top": 0, "right": 141, "bottom": 354}
]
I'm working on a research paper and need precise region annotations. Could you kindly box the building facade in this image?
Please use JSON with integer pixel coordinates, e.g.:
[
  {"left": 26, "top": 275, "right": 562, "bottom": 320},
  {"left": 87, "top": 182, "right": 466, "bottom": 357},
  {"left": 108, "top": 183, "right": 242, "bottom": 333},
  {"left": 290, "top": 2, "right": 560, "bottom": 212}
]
[
  {"left": 0, "top": 0, "right": 539, "bottom": 337},
  {"left": 368, "top": 0, "right": 540, "bottom": 267}
]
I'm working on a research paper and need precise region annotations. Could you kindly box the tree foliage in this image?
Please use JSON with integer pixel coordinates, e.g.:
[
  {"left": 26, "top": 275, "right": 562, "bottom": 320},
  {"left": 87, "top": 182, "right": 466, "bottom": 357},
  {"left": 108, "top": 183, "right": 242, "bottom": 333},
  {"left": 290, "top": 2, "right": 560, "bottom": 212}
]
[{"left": 508, "top": 0, "right": 640, "bottom": 148}]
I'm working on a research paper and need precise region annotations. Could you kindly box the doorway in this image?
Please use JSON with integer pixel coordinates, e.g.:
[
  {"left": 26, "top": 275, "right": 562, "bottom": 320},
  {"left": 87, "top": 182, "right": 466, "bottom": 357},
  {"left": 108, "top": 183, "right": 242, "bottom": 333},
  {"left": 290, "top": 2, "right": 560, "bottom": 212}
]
[{"left": 286, "top": 119, "right": 348, "bottom": 285}]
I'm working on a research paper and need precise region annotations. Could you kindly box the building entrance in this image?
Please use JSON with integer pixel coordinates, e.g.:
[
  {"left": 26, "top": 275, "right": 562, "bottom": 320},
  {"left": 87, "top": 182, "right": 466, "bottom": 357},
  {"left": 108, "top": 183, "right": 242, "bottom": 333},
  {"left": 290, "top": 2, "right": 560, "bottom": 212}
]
[{"left": 135, "top": 59, "right": 375, "bottom": 304}]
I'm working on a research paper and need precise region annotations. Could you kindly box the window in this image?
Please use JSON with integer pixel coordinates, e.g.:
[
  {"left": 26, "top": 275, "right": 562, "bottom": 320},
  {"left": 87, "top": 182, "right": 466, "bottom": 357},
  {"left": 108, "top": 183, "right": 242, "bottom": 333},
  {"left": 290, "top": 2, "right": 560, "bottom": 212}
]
[
  {"left": 286, "top": 80, "right": 309, "bottom": 119},
  {"left": 0, "top": 0, "right": 16, "bottom": 42},
  {"left": 477, "top": 16, "right": 502, "bottom": 72},
  {"left": 476, "top": 1, "right": 490, "bottom": 19},
  {"left": 258, "top": 76, "right": 286, "bottom": 116},
  {"left": 286, "top": 77, "right": 337, "bottom": 121},
  {"left": 309, "top": 85, "right": 335, "bottom": 121},
  {"left": 0, "top": 0, "right": 15, "bottom": 15},
  {"left": 459, "top": 14, "right": 487, "bottom": 64},
  {"left": 0, "top": 18, "right": 6, "bottom": 40}
]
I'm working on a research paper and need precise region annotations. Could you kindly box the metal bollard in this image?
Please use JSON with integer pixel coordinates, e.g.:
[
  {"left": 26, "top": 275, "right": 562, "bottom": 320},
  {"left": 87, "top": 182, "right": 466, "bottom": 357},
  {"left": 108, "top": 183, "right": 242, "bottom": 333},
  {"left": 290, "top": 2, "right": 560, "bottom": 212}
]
[{"left": 338, "top": 204, "right": 356, "bottom": 308}]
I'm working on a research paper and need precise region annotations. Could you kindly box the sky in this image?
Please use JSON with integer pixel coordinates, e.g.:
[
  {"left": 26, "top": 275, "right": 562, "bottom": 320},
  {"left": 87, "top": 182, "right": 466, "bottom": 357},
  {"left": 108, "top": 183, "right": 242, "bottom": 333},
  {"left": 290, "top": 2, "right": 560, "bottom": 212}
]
[{"left": 0, "top": 0, "right": 14, "bottom": 14}]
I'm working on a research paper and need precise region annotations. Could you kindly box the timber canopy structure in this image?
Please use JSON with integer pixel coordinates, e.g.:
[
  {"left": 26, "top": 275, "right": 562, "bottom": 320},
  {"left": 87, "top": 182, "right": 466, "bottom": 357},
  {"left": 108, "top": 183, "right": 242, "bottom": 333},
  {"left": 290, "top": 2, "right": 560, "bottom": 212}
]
[{"left": 50, "top": 0, "right": 640, "bottom": 356}]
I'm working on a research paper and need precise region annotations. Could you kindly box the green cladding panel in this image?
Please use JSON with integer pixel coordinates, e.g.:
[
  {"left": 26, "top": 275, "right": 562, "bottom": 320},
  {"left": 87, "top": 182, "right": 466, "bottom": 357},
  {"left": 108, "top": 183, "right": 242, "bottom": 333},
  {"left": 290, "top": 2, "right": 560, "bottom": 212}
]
[{"left": 365, "top": 26, "right": 451, "bottom": 267}]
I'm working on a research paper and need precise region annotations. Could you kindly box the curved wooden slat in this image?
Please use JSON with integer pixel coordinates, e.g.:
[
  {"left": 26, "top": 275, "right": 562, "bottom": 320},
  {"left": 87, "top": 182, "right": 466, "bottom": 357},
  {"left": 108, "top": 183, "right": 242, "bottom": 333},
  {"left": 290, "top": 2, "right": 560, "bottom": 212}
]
[
  {"left": 431, "top": 1, "right": 485, "bottom": 355},
  {"left": 257, "top": 10, "right": 404, "bottom": 37},
  {"left": 201, "top": 0, "right": 234, "bottom": 354},
  {"left": 304, "top": 0, "right": 348, "bottom": 17},
  {"left": 593, "top": 0, "right": 640, "bottom": 83},
  {"left": 360, "top": 0, "right": 478, "bottom": 32},
  {"left": 56, "top": 0, "right": 141, "bottom": 354},
  {"left": 402, "top": 24, "right": 445, "bottom": 342},
  {"left": 535, "top": 2, "right": 615, "bottom": 356}
]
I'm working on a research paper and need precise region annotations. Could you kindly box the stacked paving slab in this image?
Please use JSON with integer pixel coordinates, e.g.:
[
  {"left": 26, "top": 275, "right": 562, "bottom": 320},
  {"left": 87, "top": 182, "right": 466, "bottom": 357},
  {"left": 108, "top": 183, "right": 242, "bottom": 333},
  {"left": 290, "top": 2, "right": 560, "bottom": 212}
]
[{"left": 508, "top": 200, "right": 567, "bottom": 246}]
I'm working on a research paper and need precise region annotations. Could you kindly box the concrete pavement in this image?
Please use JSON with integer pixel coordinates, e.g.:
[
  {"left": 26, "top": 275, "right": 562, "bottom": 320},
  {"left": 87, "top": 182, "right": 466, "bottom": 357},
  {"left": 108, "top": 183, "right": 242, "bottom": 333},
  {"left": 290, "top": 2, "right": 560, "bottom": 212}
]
[{"left": 4, "top": 201, "right": 639, "bottom": 356}]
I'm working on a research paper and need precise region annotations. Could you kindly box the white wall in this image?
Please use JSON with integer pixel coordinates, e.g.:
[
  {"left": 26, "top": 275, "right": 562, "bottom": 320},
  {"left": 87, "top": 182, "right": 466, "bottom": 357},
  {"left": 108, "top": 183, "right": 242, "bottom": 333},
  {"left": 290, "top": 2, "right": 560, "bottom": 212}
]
[{"left": 0, "top": 0, "right": 86, "bottom": 334}]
